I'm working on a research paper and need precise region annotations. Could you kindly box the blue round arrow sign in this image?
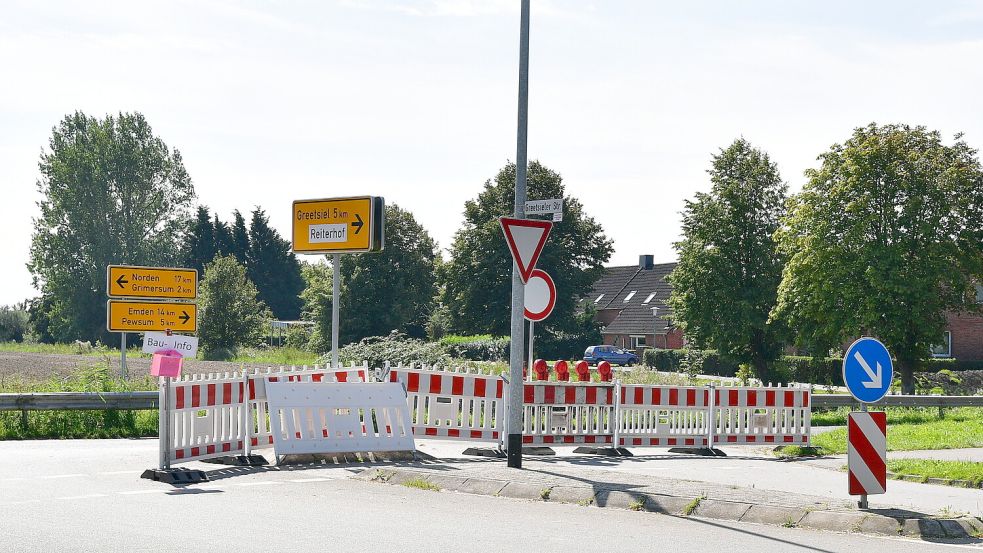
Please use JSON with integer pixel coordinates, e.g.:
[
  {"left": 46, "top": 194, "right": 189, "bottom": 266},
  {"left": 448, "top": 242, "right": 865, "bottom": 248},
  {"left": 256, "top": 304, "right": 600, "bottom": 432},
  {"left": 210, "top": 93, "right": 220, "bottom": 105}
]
[{"left": 842, "top": 337, "right": 893, "bottom": 403}]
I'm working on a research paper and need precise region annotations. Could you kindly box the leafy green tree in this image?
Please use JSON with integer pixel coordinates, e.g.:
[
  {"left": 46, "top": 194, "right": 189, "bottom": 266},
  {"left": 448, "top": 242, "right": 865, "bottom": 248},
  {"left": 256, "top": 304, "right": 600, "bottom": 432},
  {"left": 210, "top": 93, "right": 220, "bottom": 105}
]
[
  {"left": 28, "top": 111, "right": 194, "bottom": 342},
  {"left": 300, "top": 261, "right": 332, "bottom": 353},
  {"left": 181, "top": 206, "right": 217, "bottom": 274},
  {"left": 230, "top": 210, "right": 250, "bottom": 265},
  {"left": 0, "top": 305, "right": 29, "bottom": 342},
  {"left": 774, "top": 124, "right": 983, "bottom": 393},
  {"left": 339, "top": 204, "right": 439, "bottom": 343},
  {"left": 443, "top": 161, "right": 613, "bottom": 338},
  {"left": 197, "top": 255, "right": 270, "bottom": 359},
  {"left": 668, "top": 139, "right": 788, "bottom": 381},
  {"left": 247, "top": 208, "right": 304, "bottom": 320}
]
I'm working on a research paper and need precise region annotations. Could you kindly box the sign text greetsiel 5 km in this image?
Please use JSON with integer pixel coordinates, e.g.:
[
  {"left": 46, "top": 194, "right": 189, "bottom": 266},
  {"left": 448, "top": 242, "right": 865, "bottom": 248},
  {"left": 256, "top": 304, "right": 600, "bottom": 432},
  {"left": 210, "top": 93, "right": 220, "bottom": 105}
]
[
  {"left": 292, "top": 196, "right": 385, "bottom": 254},
  {"left": 107, "top": 265, "right": 197, "bottom": 299}
]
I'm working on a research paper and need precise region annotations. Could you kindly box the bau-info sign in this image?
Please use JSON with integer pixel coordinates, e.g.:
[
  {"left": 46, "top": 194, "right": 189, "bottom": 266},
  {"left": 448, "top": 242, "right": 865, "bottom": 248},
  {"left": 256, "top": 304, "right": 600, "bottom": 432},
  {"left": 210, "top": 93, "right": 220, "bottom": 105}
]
[
  {"left": 292, "top": 196, "right": 385, "bottom": 254},
  {"left": 107, "top": 265, "right": 197, "bottom": 299},
  {"left": 107, "top": 300, "right": 197, "bottom": 333}
]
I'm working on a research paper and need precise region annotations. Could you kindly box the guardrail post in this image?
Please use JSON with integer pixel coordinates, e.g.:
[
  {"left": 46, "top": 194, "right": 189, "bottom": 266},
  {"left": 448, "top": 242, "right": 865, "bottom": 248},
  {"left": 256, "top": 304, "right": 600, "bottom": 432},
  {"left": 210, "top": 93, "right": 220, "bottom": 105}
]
[{"left": 21, "top": 408, "right": 28, "bottom": 432}]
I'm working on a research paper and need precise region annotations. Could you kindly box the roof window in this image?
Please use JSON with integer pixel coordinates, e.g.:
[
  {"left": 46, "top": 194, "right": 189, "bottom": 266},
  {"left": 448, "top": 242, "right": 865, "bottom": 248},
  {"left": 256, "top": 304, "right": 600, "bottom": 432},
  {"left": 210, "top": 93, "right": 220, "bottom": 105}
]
[
  {"left": 623, "top": 291, "right": 636, "bottom": 303},
  {"left": 594, "top": 294, "right": 604, "bottom": 303},
  {"left": 643, "top": 292, "right": 656, "bottom": 304}
]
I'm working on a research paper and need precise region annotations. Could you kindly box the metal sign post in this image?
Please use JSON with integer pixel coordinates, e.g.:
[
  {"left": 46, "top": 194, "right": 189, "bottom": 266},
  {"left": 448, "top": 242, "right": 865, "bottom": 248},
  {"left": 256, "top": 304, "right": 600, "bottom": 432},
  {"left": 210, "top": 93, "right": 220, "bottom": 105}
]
[
  {"left": 332, "top": 253, "right": 341, "bottom": 369},
  {"left": 842, "top": 337, "right": 893, "bottom": 508},
  {"left": 527, "top": 321, "right": 535, "bottom": 382},
  {"left": 120, "top": 332, "right": 128, "bottom": 380},
  {"left": 507, "top": 0, "right": 531, "bottom": 470}
]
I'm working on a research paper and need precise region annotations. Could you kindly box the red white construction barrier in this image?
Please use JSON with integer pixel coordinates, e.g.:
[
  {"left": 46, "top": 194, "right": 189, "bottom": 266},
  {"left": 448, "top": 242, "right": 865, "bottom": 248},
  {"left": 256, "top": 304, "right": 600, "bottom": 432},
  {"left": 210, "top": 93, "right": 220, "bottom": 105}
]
[
  {"left": 521, "top": 382, "right": 617, "bottom": 445},
  {"left": 618, "top": 384, "right": 710, "bottom": 447},
  {"left": 388, "top": 366, "right": 505, "bottom": 443},
  {"left": 711, "top": 385, "right": 811, "bottom": 445},
  {"left": 163, "top": 372, "right": 248, "bottom": 463}
]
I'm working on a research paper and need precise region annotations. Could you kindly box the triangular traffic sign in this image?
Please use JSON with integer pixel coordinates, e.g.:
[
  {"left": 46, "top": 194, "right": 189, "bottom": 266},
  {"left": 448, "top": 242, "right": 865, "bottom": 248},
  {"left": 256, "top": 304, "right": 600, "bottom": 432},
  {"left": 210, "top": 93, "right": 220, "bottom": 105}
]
[{"left": 500, "top": 217, "right": 552, "bottom": 283}]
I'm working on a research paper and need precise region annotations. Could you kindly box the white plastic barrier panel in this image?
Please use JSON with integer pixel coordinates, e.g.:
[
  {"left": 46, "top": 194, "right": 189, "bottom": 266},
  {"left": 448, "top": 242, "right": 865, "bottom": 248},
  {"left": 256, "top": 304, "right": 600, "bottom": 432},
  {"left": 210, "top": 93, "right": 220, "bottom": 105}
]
[
  {"left": 265, "top": 381, "right": 414, "bottom": 457},
  {"left": 711, "top": 385, "right": 811, "bottom": 445},
  {"left": 247, "top": 365, "right": 372, "bottom": 450},
  {"left": 522, "top": 382, "right": 616, "bottom": 446},
  {"left": 618, "top": 384, "right": 710, "bottom": 447},
  {"left": 388, "top": 367, "right": 504, "bottom": 443},
  {"left": 166, "top": 373, "right": 248, "bottom": 462}
]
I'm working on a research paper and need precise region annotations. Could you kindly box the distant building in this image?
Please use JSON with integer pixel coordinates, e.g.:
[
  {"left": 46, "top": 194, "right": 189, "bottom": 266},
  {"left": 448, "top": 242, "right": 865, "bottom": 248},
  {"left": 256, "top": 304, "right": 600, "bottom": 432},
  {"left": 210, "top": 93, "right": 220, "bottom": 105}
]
[
  {"left": 588, "top": 257, "right": 983, "bottom": 362},
  {"left": 586, "top": 255, "right": 683, "bottom": 353}
]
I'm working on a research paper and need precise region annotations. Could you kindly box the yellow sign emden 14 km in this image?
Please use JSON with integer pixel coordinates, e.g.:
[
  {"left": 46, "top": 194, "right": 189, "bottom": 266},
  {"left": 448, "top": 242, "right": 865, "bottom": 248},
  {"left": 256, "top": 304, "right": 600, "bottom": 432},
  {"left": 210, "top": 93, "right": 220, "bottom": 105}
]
[
  {"left": 292, "top": 196, "right": 385, "bottom": 254},
  {"left": 107, "top": 300, "right": 197, "bottom": 333},
  {"left": 107, "top": 265, "right": 197, "bottom": 299}
]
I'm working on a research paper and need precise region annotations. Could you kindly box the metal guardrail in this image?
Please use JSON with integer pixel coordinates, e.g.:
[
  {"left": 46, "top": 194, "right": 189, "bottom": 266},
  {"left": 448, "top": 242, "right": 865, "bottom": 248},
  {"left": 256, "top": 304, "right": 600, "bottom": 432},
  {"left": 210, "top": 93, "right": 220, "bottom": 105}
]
[
  {"left": 0, "top": 391, "right": 158, "bottom": 411},
  {"left": 0, "top": 391, "right": 979, "bottom": 412}
]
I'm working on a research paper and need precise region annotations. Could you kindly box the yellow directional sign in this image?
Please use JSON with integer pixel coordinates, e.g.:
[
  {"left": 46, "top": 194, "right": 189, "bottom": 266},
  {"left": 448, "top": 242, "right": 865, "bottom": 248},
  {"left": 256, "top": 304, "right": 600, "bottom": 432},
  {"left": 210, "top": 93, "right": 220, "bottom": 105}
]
[
  {"left": 107, "top": 265, "right": 197, "bottom": 299},
  {"left": 292, "top": 196, "right": 385, "bottom": 254},
  {"left": 106, "top": 300, "right": 197, "bottom": 333}
]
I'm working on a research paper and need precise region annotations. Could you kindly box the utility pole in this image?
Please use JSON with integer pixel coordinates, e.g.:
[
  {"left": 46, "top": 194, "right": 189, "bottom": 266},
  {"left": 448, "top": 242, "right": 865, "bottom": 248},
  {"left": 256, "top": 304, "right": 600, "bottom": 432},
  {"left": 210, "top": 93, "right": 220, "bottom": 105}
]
[{"left": 507, "top": 0, "right": 531, "bottom": 469}]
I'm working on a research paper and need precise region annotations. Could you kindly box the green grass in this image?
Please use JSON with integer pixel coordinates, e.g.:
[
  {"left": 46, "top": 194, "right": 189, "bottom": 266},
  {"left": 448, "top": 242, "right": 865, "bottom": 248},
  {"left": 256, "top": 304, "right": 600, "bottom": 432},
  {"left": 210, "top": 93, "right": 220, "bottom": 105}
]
[
  {"left": 0, "top": 341, "right": 146, "bottom": 358},
  {"left": 888, "top": 459, "right": 983, "bottom": 487},
  {"left": 0, "top": 364, "right": 158, "bottom": 440},
  {"left": 812, "top": 406, "right": 981, "bottom": 427},
  {"left": 812, "top": 412, "right": 983, "bottom": 454},
  {"left": 681, "top": 494, "right": 705, "bottom": 516},
  {"left": 772, "top": 445, "right": 822, "bottom": 459},
  {"left": 401, "top": 478, "right": 440, "bottom": 492},
  {"left": 230, "top": 347, "right": 319, "bottom": 366}
]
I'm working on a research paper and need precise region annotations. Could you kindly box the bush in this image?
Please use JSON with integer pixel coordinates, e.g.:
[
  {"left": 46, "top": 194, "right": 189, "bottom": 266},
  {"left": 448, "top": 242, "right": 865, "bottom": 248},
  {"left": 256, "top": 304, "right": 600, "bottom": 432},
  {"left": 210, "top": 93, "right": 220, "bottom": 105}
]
[
  {"left": 642, "top": 348, "right": 739, "bottom": 377},
  {"left": 333, "top": 331, "right": 450, "bottom": 368},
  {"left": 0, "top": 306, "right": 29, "bottom": 342},
  {"left": 439, "top": 335, "right": 509, "bottom": 361},
  {"left": 197, "top": 255, "right": 272, "bottom": 360}
]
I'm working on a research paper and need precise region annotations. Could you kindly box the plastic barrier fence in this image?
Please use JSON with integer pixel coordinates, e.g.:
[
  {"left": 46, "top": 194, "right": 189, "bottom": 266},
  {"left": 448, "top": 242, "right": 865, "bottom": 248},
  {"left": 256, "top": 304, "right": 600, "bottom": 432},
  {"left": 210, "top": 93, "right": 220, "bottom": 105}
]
[
  {"left": 388, "top": 366, "right": 505, "bottom": 443},
  {"left": 521, "top": 382, "right": 617, "bottom": 445},
  {"left": 265, "top": 381, "right": 414, "bottom": 458},
  {"left": 711, "top": 385, "right": 811, "bottom": 445},
  {"left": 164, "top": 372, "right": 248, "bottom": 463},
  {"left": 618, "top": 384, "right": 710, "bottom": 447}
]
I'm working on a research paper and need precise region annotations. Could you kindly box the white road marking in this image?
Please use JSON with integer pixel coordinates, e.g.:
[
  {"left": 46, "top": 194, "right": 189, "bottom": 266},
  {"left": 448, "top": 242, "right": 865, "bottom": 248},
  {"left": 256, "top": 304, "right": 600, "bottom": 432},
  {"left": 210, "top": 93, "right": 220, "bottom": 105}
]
[
  {"left": 288, "top": 478, "right": 332, "bottom": 483},
  {"left": 98, "top": 470, "right": 136, "bottom": 476},
  {"left": 236, "top": 481, "right": 281, "bottom": 487},
  {"left": 39, "top": 473, "right": 86, "bottom": 479},
  {"left": 118, "top": 489, "right": 167, "bottom": 495},
  {"left": 55, "top": 494, "right": 107, "bottom": 500}
]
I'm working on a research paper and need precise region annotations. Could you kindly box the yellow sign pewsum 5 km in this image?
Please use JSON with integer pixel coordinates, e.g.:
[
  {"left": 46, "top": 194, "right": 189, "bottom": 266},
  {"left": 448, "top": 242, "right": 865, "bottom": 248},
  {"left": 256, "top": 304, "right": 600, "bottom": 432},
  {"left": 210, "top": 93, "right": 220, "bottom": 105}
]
[
  {"left": 292, "top": 196, "right": 385, "bottom": 254},
  {"left": 106, "top": 300, "right": 197, "bottom": 333}
]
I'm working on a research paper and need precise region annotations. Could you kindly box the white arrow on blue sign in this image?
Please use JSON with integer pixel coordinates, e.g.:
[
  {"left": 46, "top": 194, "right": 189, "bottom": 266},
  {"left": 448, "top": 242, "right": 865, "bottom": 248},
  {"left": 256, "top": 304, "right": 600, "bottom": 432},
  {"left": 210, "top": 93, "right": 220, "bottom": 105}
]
[{"left": 842, "top": 337, "right": 893, "bottom": 403}]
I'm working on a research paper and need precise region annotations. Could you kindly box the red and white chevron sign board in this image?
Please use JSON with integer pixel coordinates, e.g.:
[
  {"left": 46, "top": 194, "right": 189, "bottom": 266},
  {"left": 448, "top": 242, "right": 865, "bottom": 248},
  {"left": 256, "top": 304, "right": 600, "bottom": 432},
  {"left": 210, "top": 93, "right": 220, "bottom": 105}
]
[{"left": 848, "top": 411, "right": 887, "bottom": 495}]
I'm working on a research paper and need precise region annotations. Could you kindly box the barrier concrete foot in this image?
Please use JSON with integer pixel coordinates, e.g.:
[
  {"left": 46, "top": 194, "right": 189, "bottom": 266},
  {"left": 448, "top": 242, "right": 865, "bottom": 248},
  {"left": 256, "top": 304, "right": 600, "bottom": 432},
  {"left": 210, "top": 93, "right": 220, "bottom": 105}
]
[
  {"left": 462, "top": 447, "right": 507, "bottom": 458},
  {"left": 667, "top": 447, "right": 727, "bottom": 457},
  {"left": 201, "top": 455, "right": 269, "bottom": 467},
  {"left": 573, "top": 446, "right": 633, "bottom": 457},
  {"left": 140, "top": 468, "right": 209, "bottom": 484},
  {"left": 522, "top": 447, "right": 556, "bottom": 456}
]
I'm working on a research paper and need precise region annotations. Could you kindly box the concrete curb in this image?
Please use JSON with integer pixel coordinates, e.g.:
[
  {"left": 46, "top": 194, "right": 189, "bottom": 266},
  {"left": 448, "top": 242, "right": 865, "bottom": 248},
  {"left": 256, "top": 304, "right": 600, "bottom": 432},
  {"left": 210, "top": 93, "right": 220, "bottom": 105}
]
[{"left": 356, "top": 467, "right": 983, "bottom": 541}]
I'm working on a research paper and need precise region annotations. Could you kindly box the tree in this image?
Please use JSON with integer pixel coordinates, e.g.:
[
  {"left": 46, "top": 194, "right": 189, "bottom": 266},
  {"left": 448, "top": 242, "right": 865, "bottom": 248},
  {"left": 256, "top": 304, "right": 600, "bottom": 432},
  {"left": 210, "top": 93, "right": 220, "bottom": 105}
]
[
  {"left": 247, "top": 208, "right": 304, "bottom": 320},
  {"left": 773, "top": 124, "right": 983, "bottom": 393},
  {"left": 300, "top": 261, "right": 332, "bottom": 353},
  {"left": 339, "top": 204, "right": 439, "bottom": 343},
  {"left": 28, "top": 111, "right": 194, "bottom": 343},
  {"left": 181, "top": 206, "right": 217, "bottom": 275},
  {"left": 443, "top": 161, "right": 613, "bottom": 338},
  {"left": 213, "top": 214, "right": 234, "bottom": 257},
  {"left": 197, "top": 255, "right": 270, "bottom": 359},
  {"left": 230, "top": 210, "right": 250, "bottom": 265},
  {"left": 667, "top": 139, "right": 788, "bottom": 381}
]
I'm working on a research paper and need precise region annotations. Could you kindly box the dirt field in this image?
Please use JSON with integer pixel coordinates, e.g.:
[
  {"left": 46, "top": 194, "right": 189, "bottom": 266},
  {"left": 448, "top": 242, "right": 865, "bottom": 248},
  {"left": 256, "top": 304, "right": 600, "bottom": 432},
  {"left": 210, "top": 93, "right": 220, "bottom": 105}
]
[{"left": 0, "top": 351, "right": 293, "bottom": 383}]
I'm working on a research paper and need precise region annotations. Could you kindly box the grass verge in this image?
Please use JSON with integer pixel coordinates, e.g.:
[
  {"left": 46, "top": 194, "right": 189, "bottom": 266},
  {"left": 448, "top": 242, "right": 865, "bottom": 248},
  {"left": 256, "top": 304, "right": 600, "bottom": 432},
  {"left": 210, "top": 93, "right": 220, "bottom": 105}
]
[
  {"left": 888, "top": 459, "right": 983, "bottom": 487},
  {"left": 812, "top": 414, "right": 983, "bottom": 454},
  {"left": 812, "top": 406, "right": 982, "bottom": 427},
  {"left": 401, "top": 478, "right": 440, "bottom": 492}
]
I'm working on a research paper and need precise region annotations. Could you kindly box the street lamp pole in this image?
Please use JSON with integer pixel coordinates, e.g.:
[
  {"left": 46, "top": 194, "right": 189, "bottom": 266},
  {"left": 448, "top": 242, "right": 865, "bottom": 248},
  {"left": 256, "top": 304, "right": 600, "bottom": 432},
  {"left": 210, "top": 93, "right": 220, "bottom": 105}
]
[{"left": 507, "top": 0, "right": 531, "bottom": 469}]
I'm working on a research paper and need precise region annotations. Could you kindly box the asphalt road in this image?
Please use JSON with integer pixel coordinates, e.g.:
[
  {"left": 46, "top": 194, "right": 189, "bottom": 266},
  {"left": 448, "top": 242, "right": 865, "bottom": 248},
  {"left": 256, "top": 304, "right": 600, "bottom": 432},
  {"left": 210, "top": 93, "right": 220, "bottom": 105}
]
[{"left": 0, "top": 439, "right": 979, "bottom": 552}]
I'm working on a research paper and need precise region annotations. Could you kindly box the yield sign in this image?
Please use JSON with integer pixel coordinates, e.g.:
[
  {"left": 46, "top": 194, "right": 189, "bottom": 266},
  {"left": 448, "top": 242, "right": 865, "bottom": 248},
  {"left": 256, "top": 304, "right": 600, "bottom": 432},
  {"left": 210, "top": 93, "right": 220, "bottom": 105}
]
[{"left": 500, "top": 217, "right": 552, "bottom": 283}]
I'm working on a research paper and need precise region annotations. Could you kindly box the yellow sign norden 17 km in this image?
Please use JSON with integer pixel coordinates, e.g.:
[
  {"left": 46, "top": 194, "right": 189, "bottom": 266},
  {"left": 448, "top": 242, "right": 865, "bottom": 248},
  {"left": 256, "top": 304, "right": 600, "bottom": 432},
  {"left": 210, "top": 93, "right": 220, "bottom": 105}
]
[
  {"left": 106, "top": 300, "right": 197, "bottom": 333},
  {"left": 107, "top": 265, "right": 197, "bottom": 299},
  {"left": 292, "top": 196, "right": 384, "bottom": 254}
]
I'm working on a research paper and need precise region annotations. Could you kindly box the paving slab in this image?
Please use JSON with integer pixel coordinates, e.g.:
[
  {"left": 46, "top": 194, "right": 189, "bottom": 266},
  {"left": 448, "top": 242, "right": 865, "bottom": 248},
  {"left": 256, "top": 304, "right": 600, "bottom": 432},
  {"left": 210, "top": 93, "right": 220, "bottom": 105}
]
[
  {"left": 798, "top": 510, "right": 866, "bottom": 533},
  {"left": 740, "top": 505, "right": 807, "bottom": 527},
  {"left": 692, "top": 499, "right": 751, "bottom": 521}
]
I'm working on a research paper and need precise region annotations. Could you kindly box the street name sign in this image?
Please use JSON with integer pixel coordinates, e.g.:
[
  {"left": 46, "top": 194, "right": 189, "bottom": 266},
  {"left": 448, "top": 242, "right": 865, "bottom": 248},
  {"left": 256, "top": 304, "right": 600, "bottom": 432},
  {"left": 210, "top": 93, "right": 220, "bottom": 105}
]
[
  {"left": 500, "top": 217, "right": 552, "bottom": 283},
  {"left": 107, "top": 265, "right": 197, "bottom": 299},
  {"left": 107, "top": 300, "right": 197, "bottom": 333},
  {"left": 848, "top": 411, "right": 887, "bottom": 496},
  {"left": 292, "top": 196, "right": 385, "bottom": 254},
  {"left": 524, "top": 198, "right": 563, "bottom": 221},
  {"left": 842, "top": 337, "right": 893, "bottom": 403},
  {"left": 142, "top": 332, "right": 199, "bottom": 357},
  {"left": 524, "top": 269, "right": 556, "bottom": 322}
]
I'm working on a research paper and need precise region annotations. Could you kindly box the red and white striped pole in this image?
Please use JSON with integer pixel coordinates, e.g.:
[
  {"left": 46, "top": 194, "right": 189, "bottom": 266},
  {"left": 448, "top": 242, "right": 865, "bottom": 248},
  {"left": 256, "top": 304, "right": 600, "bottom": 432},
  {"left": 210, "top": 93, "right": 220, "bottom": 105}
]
[{"left": 848, "top": 408, "right": 887, "bottom": 509}]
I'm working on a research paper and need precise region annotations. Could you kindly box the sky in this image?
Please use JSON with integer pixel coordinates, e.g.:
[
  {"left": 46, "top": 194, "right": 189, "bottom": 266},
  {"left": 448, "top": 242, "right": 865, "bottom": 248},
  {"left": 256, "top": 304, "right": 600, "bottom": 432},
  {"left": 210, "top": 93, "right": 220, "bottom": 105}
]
[{"left": 2, "top": 0, "right": 982, "bottom": 306}]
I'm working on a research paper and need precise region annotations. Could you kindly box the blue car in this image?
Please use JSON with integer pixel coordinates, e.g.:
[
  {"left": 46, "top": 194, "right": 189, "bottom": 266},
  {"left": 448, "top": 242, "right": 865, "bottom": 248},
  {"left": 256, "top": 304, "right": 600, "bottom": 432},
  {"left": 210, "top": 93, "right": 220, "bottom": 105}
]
[{"left": 583, "top": 345, "right": 639, "bottom": 366}]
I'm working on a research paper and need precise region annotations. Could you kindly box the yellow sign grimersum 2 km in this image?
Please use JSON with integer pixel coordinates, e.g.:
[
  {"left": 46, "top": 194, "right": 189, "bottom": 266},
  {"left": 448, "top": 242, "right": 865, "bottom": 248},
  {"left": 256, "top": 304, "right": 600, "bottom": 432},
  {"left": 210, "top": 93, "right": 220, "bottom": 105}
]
[
  {"left": 107, "top": 265, "right": 197, "bottom": 299},
  {"left": 292, "top": 196, "right": 384, "bottom": 254},
  {"left": 107, "top": 300, "right": 197, "bottom": 333}
]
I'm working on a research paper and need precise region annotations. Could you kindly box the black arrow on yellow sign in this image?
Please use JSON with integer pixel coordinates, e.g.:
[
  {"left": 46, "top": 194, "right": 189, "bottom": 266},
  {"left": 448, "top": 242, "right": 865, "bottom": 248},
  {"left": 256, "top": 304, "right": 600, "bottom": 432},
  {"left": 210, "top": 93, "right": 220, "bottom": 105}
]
[
  {"left": 116, "top": 275, "right": 128, "bottom": 288},
  {"left": 352, "top": 213, "right": 364, "bottom": 234},
  {"left": 179, "top": 311, "right": 191, "bottom": 324}
]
